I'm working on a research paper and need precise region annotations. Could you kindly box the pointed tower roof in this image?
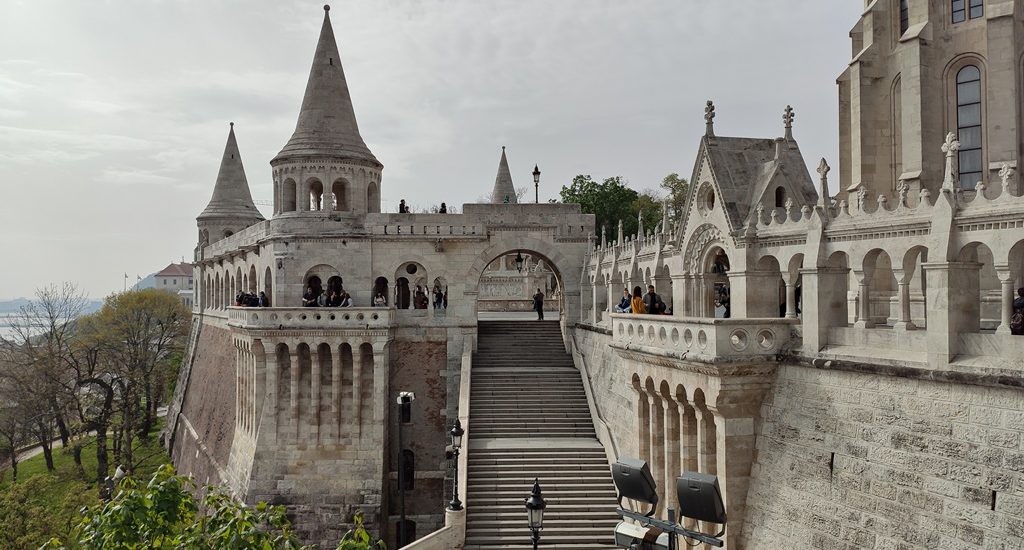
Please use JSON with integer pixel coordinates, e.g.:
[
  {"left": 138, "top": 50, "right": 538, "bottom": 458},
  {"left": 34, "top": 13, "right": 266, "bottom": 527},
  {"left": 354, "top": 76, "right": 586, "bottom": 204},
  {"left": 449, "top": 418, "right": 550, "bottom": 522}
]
[
  {"left": 273, "top": 5, "right": 380, "bottom": 166},
  {"left": 199, "top": 123, "right": 264, "bottom": 220},
  {"left": 491, "top": 146, "right": 518, "bottom": 203}
]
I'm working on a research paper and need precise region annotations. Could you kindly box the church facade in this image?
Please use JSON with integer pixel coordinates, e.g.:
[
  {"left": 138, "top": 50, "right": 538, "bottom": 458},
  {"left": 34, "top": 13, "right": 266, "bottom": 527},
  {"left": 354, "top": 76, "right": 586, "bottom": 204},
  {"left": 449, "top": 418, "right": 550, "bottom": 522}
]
[{"left": 166, "top": 2, "right": 1024, "bottom": 549}]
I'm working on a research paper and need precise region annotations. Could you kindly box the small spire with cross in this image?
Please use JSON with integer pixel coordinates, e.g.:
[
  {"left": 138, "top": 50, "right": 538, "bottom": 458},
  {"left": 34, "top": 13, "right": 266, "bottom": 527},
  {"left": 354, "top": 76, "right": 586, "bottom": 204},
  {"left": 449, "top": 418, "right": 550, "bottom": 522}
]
[
  {"left": 783, "top": 105, "right": 795, "bottom": 141},
  {"left": 704, "top": 100, "right": 716, "bottom": 138},
  {"left": 816, "top": 158, "right": 831, "bottom": 212}
]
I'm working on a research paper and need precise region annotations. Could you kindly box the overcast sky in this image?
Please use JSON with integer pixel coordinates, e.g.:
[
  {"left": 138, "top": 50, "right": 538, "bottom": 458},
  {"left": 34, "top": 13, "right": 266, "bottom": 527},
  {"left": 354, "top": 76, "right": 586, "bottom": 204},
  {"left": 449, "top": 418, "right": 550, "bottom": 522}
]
[{"left": 0, "top": 0, "right": 862, "bottom": 300}]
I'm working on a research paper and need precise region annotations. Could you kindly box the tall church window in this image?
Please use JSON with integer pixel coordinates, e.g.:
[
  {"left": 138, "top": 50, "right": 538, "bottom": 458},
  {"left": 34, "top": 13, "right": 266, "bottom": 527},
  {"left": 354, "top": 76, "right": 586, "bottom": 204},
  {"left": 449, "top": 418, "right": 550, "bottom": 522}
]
[
  {"left": 892, "top": 76, "right": 903, "bottom": 189},
  {"left": 956, "top": 65, "right": 983, "bottom": 189},
  {"left": 899, "top": 0, "right": 909, "bottom": 34},
  {"left": 952, "top": 0, "right": 983, "bottom": 23}
]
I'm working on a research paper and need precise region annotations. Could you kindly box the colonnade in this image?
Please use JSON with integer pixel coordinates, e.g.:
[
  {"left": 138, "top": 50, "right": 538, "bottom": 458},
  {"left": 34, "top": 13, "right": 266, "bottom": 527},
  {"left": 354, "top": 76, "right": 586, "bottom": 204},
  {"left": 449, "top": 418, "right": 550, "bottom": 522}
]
[{"left": 235, "top": 338, "right": 386, "bottom": 445}]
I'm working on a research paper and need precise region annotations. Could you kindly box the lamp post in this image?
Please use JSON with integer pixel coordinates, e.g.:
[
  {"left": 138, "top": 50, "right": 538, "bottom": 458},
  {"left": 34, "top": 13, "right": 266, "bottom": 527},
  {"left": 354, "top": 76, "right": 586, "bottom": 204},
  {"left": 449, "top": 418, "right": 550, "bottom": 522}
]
[
  {"left": 448, "top": 419, "right": 464, "bottom": 511},
  {"left": 532, "top": 164, "right": 541, "bottom": 203},
  {"left": 525, "top": 478, "right": 547, "bottom": 549},
  {"left": 397, "top": 391, "right": 415, "bottom": 546}
]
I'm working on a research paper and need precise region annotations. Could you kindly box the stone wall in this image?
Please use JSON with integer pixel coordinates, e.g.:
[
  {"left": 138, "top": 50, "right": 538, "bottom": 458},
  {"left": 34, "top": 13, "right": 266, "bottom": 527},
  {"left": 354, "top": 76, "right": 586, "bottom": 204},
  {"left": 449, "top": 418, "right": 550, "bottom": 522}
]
[
  {"left": 170, "top": 323, "right": 235, "bottom": 486},
  {"left": 742, "top": 364, "right": 1024, "bottom": 550}
]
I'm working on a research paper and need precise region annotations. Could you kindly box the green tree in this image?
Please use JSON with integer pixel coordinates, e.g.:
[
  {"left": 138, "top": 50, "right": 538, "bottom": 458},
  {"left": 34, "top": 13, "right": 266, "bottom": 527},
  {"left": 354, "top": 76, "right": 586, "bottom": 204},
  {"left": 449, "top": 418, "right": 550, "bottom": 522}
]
[
  {"left": 660, "top": 173, "right": 689, "bottom": 229},
  {"left": 631, "top": 191, "right": 664, "bottom": 237},
  {"left": 559, "top": 175, "right": 638, "bottom": 239}
]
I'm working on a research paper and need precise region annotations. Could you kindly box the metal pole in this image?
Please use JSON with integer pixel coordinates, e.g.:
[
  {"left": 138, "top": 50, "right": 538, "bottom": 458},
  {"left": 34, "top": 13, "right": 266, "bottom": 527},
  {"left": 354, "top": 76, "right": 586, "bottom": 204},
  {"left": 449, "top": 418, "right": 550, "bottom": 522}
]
[
  {"left": 449, "top": 447, "right": 462, "bottom": 510},
  {"left": 398, "top": 414, "right": 406, "bottom": 546},
  {"left": 535, "top": 182, "right": 539, "bottom": 204},
  {"left": 531, "top": 527, "right": 539, "bottom": 550}
]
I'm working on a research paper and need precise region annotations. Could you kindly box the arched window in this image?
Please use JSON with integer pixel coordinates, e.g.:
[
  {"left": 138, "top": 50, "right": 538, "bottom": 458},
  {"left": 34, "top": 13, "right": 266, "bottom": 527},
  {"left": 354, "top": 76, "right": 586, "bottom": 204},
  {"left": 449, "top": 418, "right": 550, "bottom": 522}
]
[
  {"left": 892, "top": 76, "right": 903, "bottom": 189},
  {"left": 899, "top": 0, "right": 910, "bottom": 34},
  {"left": 952, "top": 0, "right": 983, "bottom": 23},
  {"left": 774, "top": 186, "right": 786, "bottom": 208},
  {"left": 956, "top": 65, "right": 983, "bottom": 189}
]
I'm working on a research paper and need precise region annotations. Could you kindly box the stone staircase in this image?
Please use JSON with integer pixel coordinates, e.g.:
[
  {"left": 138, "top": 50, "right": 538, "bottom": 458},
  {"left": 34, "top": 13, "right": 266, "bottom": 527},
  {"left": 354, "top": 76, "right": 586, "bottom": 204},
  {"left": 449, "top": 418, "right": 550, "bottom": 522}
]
[{"left": 465, "top": 321, "right": 619, "bottom": 549}]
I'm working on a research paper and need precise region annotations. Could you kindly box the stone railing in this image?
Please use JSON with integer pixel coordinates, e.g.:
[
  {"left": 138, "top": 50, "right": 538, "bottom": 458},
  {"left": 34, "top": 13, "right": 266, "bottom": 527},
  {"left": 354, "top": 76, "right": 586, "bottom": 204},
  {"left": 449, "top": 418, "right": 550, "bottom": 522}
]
[
  {"left": 226, "top": 307, "right": 392, "bottom": 330},
  {"left": 609, "top": 314, "right": 799, "bottom": 362}
]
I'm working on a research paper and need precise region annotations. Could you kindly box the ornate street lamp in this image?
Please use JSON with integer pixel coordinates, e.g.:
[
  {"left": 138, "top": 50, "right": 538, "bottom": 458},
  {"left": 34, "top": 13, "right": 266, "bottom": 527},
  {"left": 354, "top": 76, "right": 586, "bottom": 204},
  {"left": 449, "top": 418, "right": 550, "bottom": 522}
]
[
  {"left": 515, "top": 251, "right": 525, "bottom": 274},
  {"left": 525, "top": 478, "right": 547, "bottom": 550},
  {"left": 448, "top": 419, "right": 465, "bottom": 511},
  {"left": 532, "top": 164, "right": 541, "bottom": 203}
]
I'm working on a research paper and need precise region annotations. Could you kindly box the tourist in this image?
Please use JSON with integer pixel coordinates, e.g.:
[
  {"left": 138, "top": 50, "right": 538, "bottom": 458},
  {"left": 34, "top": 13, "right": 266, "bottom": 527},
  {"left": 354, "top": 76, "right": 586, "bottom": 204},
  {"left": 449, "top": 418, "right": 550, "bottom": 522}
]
[
  {"left": 399, "top": 199, "right": 407, "bottom": 213},
  {"left": 339, "top": 291, "right": 353, "bottom": 308},
  {"left": 630, "top": 286, "right": 646, "bottom": 314},
  {"left": 324, "top": 290, "right": 340, "bottom": 307},
  {"left": 234, "top": 290, "right": 244, "bottom": 306},
  {"left": 433, "top": 285, "right": 444, "bottom": 309},
  {"left": 414, "top": 289, "right": 429, "bottom": 309},
  {"left": 533, "top": 288, "right": 545, "bottom": 320},
  {"left": 643, "top": 284, "right": 665, "bottom": 315},
  {"left": 1012, "top": 287, "right": 1024, "bottom": 335},
  {"left": 258, "top": 291, "right": 270, "bottom": 307},
  {"left": 615, "top": 289, "right": 631, "bottom": 313},
  {"left": 302, "top": 286, "right": 318, "bottom": 307},
  {"left": 373, "top": 293, "right": 387, "bottom": 307},
  {"left": 439, "top": 202, "right": 447, "bottom": 214}
]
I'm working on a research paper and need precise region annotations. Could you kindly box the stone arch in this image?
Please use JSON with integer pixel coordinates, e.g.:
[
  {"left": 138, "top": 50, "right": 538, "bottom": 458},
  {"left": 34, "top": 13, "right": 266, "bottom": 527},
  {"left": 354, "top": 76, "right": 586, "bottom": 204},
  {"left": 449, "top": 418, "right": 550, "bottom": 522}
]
[
  {"left": 263, "top": 266, "right": 273, "bottom": 306},
  {"left": 248, "top": 265, "right": 257, "bottom": 294},
  {"left": 367, "top": 181, "right": 380, "bottom": 213},
  {"left": 861, "top": 249, "right": 898, "bottom": 326},
  {"left": 755, "top": 254, "right": 786, "bottom": 318},
  {"left": 308, "top": 178, "right": 325, "bottom": 211},
  {"left": 332, "top": 178, "right": 350, "bottom": 212},
  {"left": 282, "top": 178, "right": 297, "bottom": 212},
  {"left": 674, "top": 383, "right": 699, "bottom": 478},
  {"left": 691, "top": 388, "right": 717, "bottom": 476},
  {"left": 958, "top": 241, "right": 1001, "bottom": 331},
  {"left": 372, "top": 277, "right": 389, "bottom": 307},
  {"left": 303, "top": 264, "right": 340, "bottom": 298}
]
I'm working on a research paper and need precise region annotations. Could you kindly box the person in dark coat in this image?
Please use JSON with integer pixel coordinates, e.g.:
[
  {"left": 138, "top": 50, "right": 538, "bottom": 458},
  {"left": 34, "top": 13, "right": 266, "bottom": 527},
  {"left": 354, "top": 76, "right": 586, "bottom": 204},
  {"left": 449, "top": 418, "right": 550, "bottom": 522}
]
[
  {"left": 533, "top": 289, "right": 545, "bottom": 321},
  {"left": 302, "top": 286, "right": 318, "bottom": 307},
  {"left": 258, "top": 291, "right": 270, "bottom": 307}
]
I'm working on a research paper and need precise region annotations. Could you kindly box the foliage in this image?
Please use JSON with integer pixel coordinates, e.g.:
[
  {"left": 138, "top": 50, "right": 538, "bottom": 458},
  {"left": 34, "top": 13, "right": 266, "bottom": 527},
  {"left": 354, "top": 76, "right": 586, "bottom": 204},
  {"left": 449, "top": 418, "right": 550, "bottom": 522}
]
[
  {"left": 43, "top": 465, "right": 308, "bottom": 550},
  {"left": 337, "top": 512, "right": 387, "bottom": 550},
  {"left": 0, "top": 476, "right": 61, "bottom": 549},
  {"left": 559, "top": 175, "right": 666, "bottom": 240},
  {"left": 660, "top": 173, "right": 689, "bottom": 228}
]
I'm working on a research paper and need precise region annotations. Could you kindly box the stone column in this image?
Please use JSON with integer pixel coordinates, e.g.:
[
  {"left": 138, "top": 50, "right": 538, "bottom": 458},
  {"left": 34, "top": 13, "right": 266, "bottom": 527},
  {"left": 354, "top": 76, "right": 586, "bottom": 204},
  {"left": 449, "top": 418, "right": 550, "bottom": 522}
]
[
  {"left": 332, "top": 343, "right": 342, "bottom": 440},
  {"left": 235, "top": 343, "right": 242, "bottom": 431},
  {"left": 311, "top": 345, "right": 322, "bottom": 444},
  {"left": 290, "top": 347, "right": 301, "bottom": 440},
  {"left": 892, "top": 268, "right": 916, "bottom": 330},
  {"left": 996, "top": 265, "right": 1014, "bottom": 335},
  {"left": 647, "top": 392, "right": 665, "bottom": 516},
  {"left": 853, "top": 270, "right": 874, "bottom": 328},
  {"left": 352, "top": 343, "right": 363, "bottom": 430},
  {"left": 662, "top": 397, "right": 680, "bottom": 516},
  {"left": 924, "top": 261, "right": 980, "bottom": 367},
  {"left": 671, "top": 274, "right": 687, "bottom": 316},
  {"left": 264, "top": 341, "right": 279, "bottom": 445},
  {"left": 298, "top": 180, "right": 308, "bottom": 212},
  {"left": 635, "top": 387, "right": 650, "bottom": 463},
  {"left": 784, "top": 281, "right": 798, "bottom": 319}
]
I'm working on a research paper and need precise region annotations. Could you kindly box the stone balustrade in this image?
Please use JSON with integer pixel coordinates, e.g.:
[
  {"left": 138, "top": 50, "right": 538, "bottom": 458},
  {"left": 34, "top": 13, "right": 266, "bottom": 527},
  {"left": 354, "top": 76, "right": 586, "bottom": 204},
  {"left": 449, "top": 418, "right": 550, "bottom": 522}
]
[
  {"left": 609, "top": 313, "right": 799, "bottom": 362},
  {"left": 227, "top": 306, "right": 392, "bottom": 330}
]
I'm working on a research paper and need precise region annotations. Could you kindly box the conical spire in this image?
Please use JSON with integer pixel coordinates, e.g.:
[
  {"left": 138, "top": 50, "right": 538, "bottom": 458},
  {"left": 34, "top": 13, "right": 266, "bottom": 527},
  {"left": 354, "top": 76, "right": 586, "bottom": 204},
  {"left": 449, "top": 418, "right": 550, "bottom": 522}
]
[
  {"left": 273, "top": 6, "right": 379, "bottom": 166},
  {"left": 199, "top": 123, "right": 263, "bottom": 220},
  {"left": 491, "top": 146, "right": 517, "bottom": 204}
]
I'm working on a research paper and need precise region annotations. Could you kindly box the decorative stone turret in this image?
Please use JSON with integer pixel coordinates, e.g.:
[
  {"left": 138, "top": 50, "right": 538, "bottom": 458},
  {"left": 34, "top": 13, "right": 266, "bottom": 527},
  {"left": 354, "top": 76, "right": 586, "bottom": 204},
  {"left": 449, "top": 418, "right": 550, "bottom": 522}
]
[
  {"left": 491, "top": 146, "right": 517, "bottom": 204},
  {"left": 197, "top": 122, "right": 264, "bottom": 248},
  {"left": 271, "top": 5, "right": 383, "bottom": 216}
]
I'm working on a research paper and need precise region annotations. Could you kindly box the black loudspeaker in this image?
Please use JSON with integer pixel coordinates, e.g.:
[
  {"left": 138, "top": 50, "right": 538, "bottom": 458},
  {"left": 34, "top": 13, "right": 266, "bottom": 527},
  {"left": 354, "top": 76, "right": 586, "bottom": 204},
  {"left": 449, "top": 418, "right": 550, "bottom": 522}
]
[
  {"left": 611, "top": 457, "right": 659, "bottom": 509},
  {"left": 676, "top": 472, "right": 727, "bottom": 524}
]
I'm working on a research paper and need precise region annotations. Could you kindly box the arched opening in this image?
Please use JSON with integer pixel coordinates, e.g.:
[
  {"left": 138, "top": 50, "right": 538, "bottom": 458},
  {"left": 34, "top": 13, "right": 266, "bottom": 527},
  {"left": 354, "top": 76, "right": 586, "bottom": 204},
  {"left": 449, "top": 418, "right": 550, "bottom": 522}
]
[
  {"left": 326, "top": 276, "right": 344, "bottom": 296},
  {"left": 332, "top": 179, "right": 349, "bottom": 211},
  {"left": 248, "top": 265, "right": 257, "bottom": 294},
  {"left": 266, "top": 264, "right": 274, "bottom": 307},
  {"left": 373, "top": 277, "right": 389, "bottom": 307},
  {"left": 223, "top": 229, "right": 234, "bottom": 239},
  {"left": 703, "top": 246, "right": 730, "bottom": 318},
  {"left": 306, "top": 276, "right": 323, "bottom": 306},
  {"left": 891, "top": 75, "right": 903, "bottom": 190},
  {"left": 958, "top": 242, "right": 1001, "bottom": 332},
  {"left": 774, "top": 186, "right": 787, "bottom": 208},
  {"left": 860, "top": 249, "right": 898, "bottom": 327},
  {"left": 476, "top": 250, "right": 563, "bottom": 321},
  {"left": 432, "top": 277, "right": 448, "bottom": 310},
  {"left": 755, "top": 255, "right": 785, "bottom": 318},
  {"left": 898, "top": 246, "right": 928, "bottom": 329},
  {"left": 692, "top": 389, "right": 717, "bottom": 476},
  {"left": 826, "top": 251, "right": 851, "bottom": 325},
  {"left": 282, "top": 178, "right": 297, "bottom": 212},
  {"left": 367, "top": 181, "right": 380, "bottom": 214},
  {"left": 396, "top": 277, "right": 411, "bottom": 309},
  {"left": 309, "top": 180, "right": 325, "bottom": 211}
]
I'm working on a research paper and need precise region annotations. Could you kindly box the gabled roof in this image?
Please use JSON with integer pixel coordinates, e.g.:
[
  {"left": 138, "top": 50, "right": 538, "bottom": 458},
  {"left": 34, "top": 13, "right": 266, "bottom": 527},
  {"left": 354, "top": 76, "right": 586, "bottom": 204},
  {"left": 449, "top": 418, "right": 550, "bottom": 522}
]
[
  {"left": 198, "top": 123, "right": 264, "bottom": 221},
  {"left": 273, "top": 6, "right": 379, "bottom": 166},
  {"left": 701, "top": 136, "right": 818, "bottom": 229},
  {"left": 491, "top": 146, "right": 517, "bottom": 203},
  {"left": 156, "top": 262, "right": 193, "bottom": 278}
]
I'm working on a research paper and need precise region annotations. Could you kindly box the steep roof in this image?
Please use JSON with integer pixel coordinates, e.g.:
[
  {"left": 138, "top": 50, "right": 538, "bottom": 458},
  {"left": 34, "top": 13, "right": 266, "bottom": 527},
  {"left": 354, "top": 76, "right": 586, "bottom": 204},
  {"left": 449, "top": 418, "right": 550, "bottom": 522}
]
[
  {"left": 273, "top": 6, "right": 379, "bottom": 166},
  {"left": 702, "top": 136, "right": 817, "bottom": 228},
  {"left": 156, "top": 262, "right": 193, "bottom": 277},
  {"left": 198, "top": 123, "right": 264, "bottom": 220},
  {"left": 491, "top": 146, "right": 517, "bottom": 204}
]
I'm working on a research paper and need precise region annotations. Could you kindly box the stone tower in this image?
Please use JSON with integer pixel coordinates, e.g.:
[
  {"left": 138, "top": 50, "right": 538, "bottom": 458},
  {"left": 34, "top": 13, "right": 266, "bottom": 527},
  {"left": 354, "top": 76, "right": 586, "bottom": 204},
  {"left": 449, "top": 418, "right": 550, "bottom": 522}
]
[
  {"left": 838, "top": 0, "right": 1022, "bottom": 198},
  {"left": 271, "top": 5, "right": 383, "bottom": 216},
  {"left": 491, "top": 146, "right": 517, "bottom": 203},
  {"left": 197, "top": 123, "right": 264, "bottom": 248}
]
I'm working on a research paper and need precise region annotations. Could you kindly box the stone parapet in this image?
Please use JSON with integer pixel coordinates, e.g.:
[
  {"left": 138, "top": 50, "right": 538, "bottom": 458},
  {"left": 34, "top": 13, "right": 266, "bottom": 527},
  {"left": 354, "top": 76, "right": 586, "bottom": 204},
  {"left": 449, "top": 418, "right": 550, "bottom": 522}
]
[
  {"left": 609, "top": 313, "right": 799, "bottom": 363},
  {"left": 227, "top": 306, "right": 391, "bottom": 331}
]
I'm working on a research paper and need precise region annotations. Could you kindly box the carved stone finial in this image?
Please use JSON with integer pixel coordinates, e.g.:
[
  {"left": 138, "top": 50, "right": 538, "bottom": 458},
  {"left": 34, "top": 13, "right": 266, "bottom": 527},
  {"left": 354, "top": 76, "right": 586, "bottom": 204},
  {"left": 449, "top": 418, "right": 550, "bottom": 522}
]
[
  {"left": 855, "top": 185, "right": 868, "bottom": 212},
  {"left": 784, "top": 197, "right": 794, "bottom": 219},
  {"left": 896, "top": 180, "right": 909, "bottom": 208},
  {"left": 704, "top": 100, "right": 716, "bottom": 138},
  {"left": 783, "top": 105, "right": 795, "bottom": 141},
  {"left": 941, "top": 132, "right": 961, "bottom": 191},
  {"left": 755, "top": 202, "right": 765, "bottom": 225}
]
